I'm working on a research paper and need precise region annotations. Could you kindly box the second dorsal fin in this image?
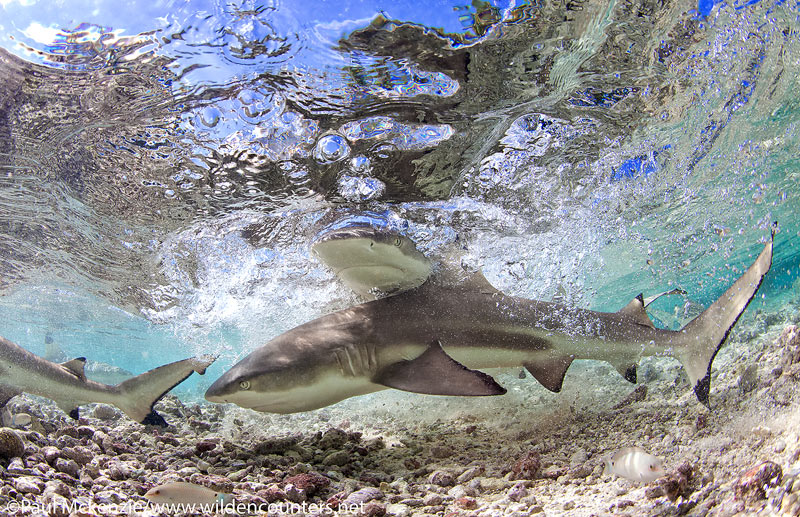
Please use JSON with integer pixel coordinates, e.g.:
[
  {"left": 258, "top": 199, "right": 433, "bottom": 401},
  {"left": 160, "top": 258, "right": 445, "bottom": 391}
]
[{"left": 617, "top": 294, "right": 655, "bottom": 328}]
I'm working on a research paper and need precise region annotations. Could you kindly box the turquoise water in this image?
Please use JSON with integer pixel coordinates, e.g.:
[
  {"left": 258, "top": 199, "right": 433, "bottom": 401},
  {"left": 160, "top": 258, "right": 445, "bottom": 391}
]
[{"left": 0, "top": 0, "right": 799, "bottom": 402}]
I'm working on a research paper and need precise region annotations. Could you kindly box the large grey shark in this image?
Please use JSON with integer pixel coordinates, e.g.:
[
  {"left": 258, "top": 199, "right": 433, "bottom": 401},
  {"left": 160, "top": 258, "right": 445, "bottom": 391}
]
[
  {"left": 206, "top": 226, "right": 774, "bottom": 414},
  {"left": 0, "top": 336, "right": 215, "bottom": 426}
]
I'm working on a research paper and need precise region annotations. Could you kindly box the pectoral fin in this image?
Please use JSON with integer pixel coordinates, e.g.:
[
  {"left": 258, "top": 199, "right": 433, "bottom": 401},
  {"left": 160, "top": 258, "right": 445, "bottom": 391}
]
[
  {"left": 524, "top": 355, "right": 574, "bottom": 392},
  {"left": 373, "top": 341, "right": 506, "bottom": 396},
  {"left": 56, "top": 402, "right": 80, "bottom": 420},
  {"left": 609, "top": 361, "right": 638, "bottom": 383}
]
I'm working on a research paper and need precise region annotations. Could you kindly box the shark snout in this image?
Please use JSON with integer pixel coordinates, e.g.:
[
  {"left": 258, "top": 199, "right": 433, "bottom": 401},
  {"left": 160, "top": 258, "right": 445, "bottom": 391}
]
[{"left": 204, "top": 372, "right": 236, "bottom": 403}]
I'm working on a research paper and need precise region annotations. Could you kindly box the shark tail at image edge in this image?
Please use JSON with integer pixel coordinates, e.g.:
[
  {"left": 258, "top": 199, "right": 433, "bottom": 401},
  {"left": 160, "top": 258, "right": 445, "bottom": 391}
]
[{"left": 674, "top": 223, "right": 775, "bottom": 407}]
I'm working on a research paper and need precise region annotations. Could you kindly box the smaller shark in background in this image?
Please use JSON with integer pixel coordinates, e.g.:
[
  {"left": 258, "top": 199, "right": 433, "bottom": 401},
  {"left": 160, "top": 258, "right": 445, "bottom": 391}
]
[
  {"left": 207, "top": 224, "right": 775, "bottom": 414},
  {"left": 0, "top": 336, "right": 215, "bottom": 426},
  {"left": 43, "top": 334, "right": 134, "bottom": 386}
]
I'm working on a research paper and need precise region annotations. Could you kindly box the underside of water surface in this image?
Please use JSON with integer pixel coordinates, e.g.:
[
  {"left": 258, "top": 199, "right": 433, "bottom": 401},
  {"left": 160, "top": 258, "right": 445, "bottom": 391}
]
[{"left": 1, "top": 0, "right": 800, "bottom": 515}]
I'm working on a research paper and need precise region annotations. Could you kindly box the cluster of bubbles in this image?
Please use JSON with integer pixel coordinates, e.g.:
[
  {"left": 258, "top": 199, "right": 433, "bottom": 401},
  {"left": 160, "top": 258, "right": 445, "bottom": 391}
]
[
  {"left": 1, "top": 0, "right": 798, "bottom": 349},
  {"left": 340, "top": 116, "right": 454, "bottom": 151}
]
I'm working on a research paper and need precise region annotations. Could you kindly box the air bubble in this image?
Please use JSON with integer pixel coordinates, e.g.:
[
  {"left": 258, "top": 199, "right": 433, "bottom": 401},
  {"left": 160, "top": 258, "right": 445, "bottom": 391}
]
[
  {"left": 238, "top": 90, "right": 257, "bottom": 104},
  {"left": 337, "top": 175, "right": 385, "bottom": 202},
  {"left": 199, "top": 107, "right": 222, "bottom": 128},
  {"left": 314, "top": 134, "right": 350, "bottom": 163},
  {"left": 350, "top": 156, "right": 371, "bottom": 173}
]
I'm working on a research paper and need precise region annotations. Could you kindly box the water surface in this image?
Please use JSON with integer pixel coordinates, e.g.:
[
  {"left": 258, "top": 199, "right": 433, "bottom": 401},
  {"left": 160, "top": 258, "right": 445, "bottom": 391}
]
[{"left": 0, "top": 0, "right": 798, "bottom": 397}]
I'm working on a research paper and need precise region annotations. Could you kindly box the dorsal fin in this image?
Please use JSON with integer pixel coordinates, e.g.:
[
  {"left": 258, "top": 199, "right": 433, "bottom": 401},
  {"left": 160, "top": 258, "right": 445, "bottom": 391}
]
[
  {"left": 552, "top": 285, "right": 568, "bottom": 304},
  {"left": 462, "top": 271, "right": 500, "bottom": 294},
  {"left": 61, "top": 358, "right": 87, "bottom": 380},
  {"left": 617, "top": 294, "right": 655, "bottom": 328},
  {"left": 433, "top": 259, "right": 500, "bottom": 294}
]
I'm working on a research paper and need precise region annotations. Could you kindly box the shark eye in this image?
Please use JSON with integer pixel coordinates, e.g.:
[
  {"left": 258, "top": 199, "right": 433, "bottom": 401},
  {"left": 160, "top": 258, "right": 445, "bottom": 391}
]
[
  {"left": 649, "top": 464, "right": 657, "bottom": 471},
  {"left": 394, "top": 237, "right": 402, "bottom": 246},
  {"left": 239, "top": 380, "right": 251, "bottom": 390}
]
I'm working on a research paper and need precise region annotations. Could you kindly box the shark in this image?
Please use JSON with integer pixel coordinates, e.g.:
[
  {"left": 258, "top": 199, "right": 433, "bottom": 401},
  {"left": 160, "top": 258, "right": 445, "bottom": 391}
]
[
  {"left": 309, "top": 224, "right": 432, "bottom": 298},
  {"left": 206, "top": 225, "right": 775, "bottom": 414},
  {"left": 0, "top": 336, "right": 215, "bottom": 426},
  {"left": 43, "top": 334, "right": 135, "bottom": 386}
]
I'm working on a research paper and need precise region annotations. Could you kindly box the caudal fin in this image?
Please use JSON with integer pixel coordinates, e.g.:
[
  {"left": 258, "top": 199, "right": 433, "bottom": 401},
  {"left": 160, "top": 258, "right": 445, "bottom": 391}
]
[
  {"left": 114, "top": 355, "right": 216, "bottom": 426},
  {"left": 675, "top": 226, "right": 775, "bottom": 406}
]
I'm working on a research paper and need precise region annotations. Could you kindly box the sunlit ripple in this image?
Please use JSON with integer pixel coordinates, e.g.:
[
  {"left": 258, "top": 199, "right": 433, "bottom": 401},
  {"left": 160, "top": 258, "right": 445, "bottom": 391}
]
[
  {"left": 0, "top": 0, "right": 797, "bottom": 329},
  {"left": 340, "top": 116, "right": 454, "bottom": 150}
]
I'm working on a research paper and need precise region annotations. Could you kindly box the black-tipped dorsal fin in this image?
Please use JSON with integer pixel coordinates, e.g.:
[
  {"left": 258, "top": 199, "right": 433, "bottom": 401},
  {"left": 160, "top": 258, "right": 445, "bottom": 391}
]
[
  {"left": 617, "top": 294, "right": 655, "bottom": 329},
  {"left": 374, "top": 341, "right": 506, "bottom": 396},
  {"left": 524, "top": 355, "right": 575, "bottom": 393},
  {"left": 61, "top": 358, "right": 87, "bottom": 380}
]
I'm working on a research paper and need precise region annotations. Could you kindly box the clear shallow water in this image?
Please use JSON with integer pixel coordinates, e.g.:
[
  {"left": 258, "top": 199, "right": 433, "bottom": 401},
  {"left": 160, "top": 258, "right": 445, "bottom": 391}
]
[{"left": 0, "top": 0, "right": 798, "bottom": 399}]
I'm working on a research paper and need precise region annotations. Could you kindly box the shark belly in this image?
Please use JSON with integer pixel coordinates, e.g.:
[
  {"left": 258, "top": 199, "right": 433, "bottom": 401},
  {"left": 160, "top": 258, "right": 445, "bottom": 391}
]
[
  {"left": 442, "top": 346, "right": 542, "bottom": 369},
  {"left": 241, "top": 373, "right": 383, "bottom": 414},
  {"left": 3, "top": 361, "right": 118, "bottom": 407}
]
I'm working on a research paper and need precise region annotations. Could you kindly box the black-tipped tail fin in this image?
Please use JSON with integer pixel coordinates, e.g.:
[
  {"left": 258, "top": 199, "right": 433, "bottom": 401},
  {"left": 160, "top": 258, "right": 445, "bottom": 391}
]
[
  {"left": 114, "top": 355, "right": 216, "bottom": 425},
  {"left": 675, "top": 227, "right": 774, "bottom": 406}
]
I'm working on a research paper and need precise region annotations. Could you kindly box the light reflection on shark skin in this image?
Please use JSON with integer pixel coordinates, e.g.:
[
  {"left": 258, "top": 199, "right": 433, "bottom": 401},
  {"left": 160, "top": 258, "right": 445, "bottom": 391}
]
[{"left": 206, "top": 230, "right": 774, "bottom": 414}]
